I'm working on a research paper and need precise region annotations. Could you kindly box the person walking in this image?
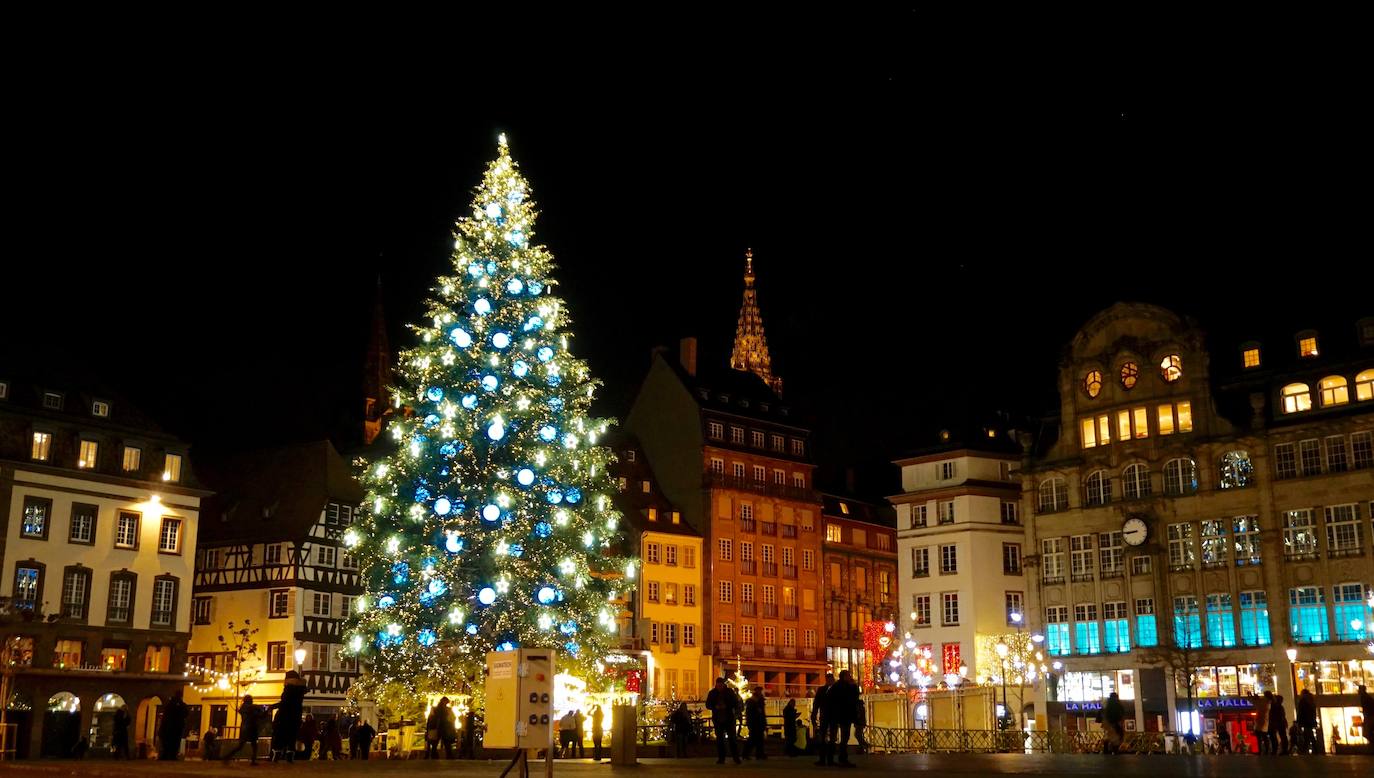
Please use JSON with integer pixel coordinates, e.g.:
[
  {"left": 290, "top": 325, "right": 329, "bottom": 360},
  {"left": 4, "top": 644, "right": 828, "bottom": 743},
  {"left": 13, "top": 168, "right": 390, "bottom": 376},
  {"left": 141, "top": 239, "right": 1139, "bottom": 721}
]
[
  {"left": 706, "top": 677, "right": 742, "bottom": 764},
  {"left": 322, "top": 716, "right": 346, "bottom": 760},
  {"left": 575, "top": 709, "right": 587, "bottom": 758},
  {"left": 1359, "top": 685, "right": 1374, "bottom": 754},
  {"left": 222, "top": 696, "right": 264, "bottom": 765},
  {"left": 426, "top": 698, "right": 456, "bottom": 759},
  {"left": 159, "top": 693, "right": 189, "bottom": 761},
  {"left": 812, "top": 672, "right": 834, "bottom": 766},
  {"left": 1295, "top": 690, "right": 1318, "bottom": 755},
  {"left": 1102, "top": 692, "right": 1126, "bottom": 754},
  {"left": 270, "top": 671, "right": 308, "bottom": 762},
  {"left": 742, "top": 687, "right": 767, "bottom": 760},
  {"left": 1269, "top": 694, "right": 1289, "bottom": 755},
  {"left": 112, "top": 704, "right": 132, "bottom": 759},
  {"left": 591, "top": 706, "right": 604, "bottom": 762},
  {"left": 354, "top": 720, "right": 377, "bottom": 760},
  {"left": 1216, "top": 724, "right": 1231, "bottom": 754},
  {"left": 1255, "top": 692, "right": 1273, "bottom": 755},
  {"left": 460, "top": 709, "right": 477, "bottom": 759},
  {"left": 823, "top": 670, "right": 859, "bottom": 768},
  {"left": 782, "top": 699, "right": 801, "bottom": 756},
  {"left": 854, "top": 696, "right": 868, "bottom": 755},
  {"left": 558, "top": 710, "right": 577, "bottom": 757},
  {"left": 669, "top": 702, "right": 693, "bottom": 758}
]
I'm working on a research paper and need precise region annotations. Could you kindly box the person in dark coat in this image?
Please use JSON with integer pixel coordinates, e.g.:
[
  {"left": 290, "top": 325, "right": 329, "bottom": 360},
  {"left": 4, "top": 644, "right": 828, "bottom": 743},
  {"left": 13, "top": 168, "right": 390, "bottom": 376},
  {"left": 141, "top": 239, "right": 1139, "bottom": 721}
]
[
  {"left": 353, "top": 720, "right": 377, "bottom": 760},
  {"left": 742, "top": 687, "right": 768, "bottom": 760},
  {"left": 812, "top": 672, "right": 834, "bottom": 766},
  {"left": 575, "top": 709, "right": 586, "bottom": 758},
  {"left": 1269, "top": 694, "right": 1289, "bottom": 755},
  {"left": 270, "top": 671, "right": 309, "bottom": 762},
  {"left": 855, "top": 696, "right": 868, "bottom": 754},
  {"left": 222, "top": 695, "right": 265, "bottom": 764},
  {"left": 159, "top": 693, "right": 189, "bottom": 760},
  {"left": 669, "top": 702, "right": 693, "bottom": 758},
  {"left": 299, "top": 713, "right": 317, "bottom": 760},
  {"left": 427, "top": 697, "right": 457, "bottom": 759},
  {"left": 1102, "top": 692, "right": 1126, "bottom": 754},
  {"left": 591, "top": 706, "right": 605, "bottom": 762},
  {"left": 1295, "top": 689, "right": 1318, "bottom": 754},
  {"left": 112, "top": 705, "right": 132, "bottom": 759},
  {"left": 782, "top": 699, "right": 801, "bottom": 756},
  {"left": 822, "top": 670, "right": 859, "bottom": 767},
  {"left": 460, "top": 709, "right": 477, "bottom": 759},
  {"left": 1360, "top": 685, "right": 1374, "bottom": 754},
  {"left": 705, "top": 677, "right": 742, "bottom": 764},
  {"left": 320, "top": 716, "right": 344, "bottom": 760}
]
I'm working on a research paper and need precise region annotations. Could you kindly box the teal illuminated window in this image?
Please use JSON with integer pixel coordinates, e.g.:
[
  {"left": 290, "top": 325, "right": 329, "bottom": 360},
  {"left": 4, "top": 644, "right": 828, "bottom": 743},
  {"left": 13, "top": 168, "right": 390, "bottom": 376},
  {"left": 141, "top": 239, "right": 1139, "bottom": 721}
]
[
  {"left": 1074, "top": 603, "right": 1101, "bottom": 654},
  {"left": 1046, "top": 606, "right": 1071, "bottom": 656},
  {"left": 1239, "top": 591, "right": 1271, "bottom": 646},
  {"left": 1205, "top": 593, "right": 1236, "bottom": 647},
  {"left": 1135, "top": 598, "right": 1158, "bottom": 647},
  {"left": 1288, "top": 587, "right": 1329, "bottom": 644},
  {"left": 1104, "top": 602, "right": 1131, "bottom": 653},
  {"left": 1333, "top": 583, "right": 1367, "bottom": 642},
  {"left": 1173, "top": 596, "right": 1201, "bottom": 648}
]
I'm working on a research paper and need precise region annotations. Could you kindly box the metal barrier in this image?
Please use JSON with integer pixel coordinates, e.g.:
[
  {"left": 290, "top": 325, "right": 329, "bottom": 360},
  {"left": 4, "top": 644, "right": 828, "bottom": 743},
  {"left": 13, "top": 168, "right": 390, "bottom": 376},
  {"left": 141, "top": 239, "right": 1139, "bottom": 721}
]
[{"left": 867, "top": 727, "right": 1178, "bottom": 755}]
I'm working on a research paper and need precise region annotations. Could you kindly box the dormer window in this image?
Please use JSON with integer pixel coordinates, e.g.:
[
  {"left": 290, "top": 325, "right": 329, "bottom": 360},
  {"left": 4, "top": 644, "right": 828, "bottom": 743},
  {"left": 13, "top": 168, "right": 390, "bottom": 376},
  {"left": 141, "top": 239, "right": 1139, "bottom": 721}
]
[
  {"left": 91, "top": 400, "right": 110, "bottom": 418},
  {"left": 626, "top": 450, "right": 636, "bottom": 462},
  {"left": 0, "top": 381, "right": 8, "bottom": 400},
  {"left": 1298, "top": 332, "right": 1319, "bottom": 358},
  {"left": 839, "top": 502, "right": 850, "bottom": 515},
  {"left": 42, "top": 392, "right": 64, "bottom": 410},
  {"left": 1358, "top": 318, "right": 1374, "bottom": 346},
  {"left": 1242, "top": 346, "right": 1261, "bottom": 369}
]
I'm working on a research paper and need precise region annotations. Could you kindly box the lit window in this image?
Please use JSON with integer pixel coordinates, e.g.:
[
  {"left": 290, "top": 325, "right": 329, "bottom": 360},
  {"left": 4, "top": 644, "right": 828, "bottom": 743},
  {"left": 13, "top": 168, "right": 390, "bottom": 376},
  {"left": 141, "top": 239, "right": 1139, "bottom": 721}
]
[
  {"left": 1318, "top": 375, "right": 1349, "bottom": 407},
  {"left": 1159, "top": 355, "right": 1182, "bottom": 383},
  {"left": 1083, "top": 370, "right": 1103, "bottom": 398},
  {"left": 730, "top": 427, "right": 744, "bottom": 444},
  {"left": 92, "top": 400, "right": 110, "bottom": 417},
  {"left": 1288, "top": 586, "right": 1328, "bottom": 643},
  {"left": 163, "top": 453, "right": 183, "bottom": 482},
  {"left": 1219, "top": 451, "right": 1253, "bottom": 489},
  {"left": 825, "top": 524, "right": 842, "bottom": 543},
  {"left": 1120, "top": 362, "right": 1139, "bottom": 390},
  {"left": 646, "top": 508, "right": 657, "bottom": 522},
  {"left": 32, "top": 432, "right": 52, "bottom": 461},
  {"left": 1176, "top": 402, "right": 1192, "bottom": 432},
  {"left": 21, "top": 497, "right": 51, "bottom": 539},
  {"left": 122, "top": 446, "right": 141, "bottom": 472},
  {"left": 641, "top": 480, "right": 651, "bottom": 493},
  {"left": 1163, "top": 458, "right": 1197, "bottom": 495},
  {"left": 1037, "top": 478, "right": 1068, "bottom": 513},
  {"left": 1356, "top": 369, "right": 1374, "bottom": 402},
  {"left": 751, "top": 431, "right": 765, "bottom": 448},
  {"left": 115, "top": 511, "right": 139, "bottom": 549},
  {"left": 1299, "top": 336, "right": 1318, "bottom": 357},
  {"left": 42, "top": 392, "right": 64, "bottom": 410},
  {"left": 1132, "top": 407, "right": 1149, "bottom": 438},
  {"left": 1242, "top": 348, "right": 1260, "bottom": 368},
  {"left": 708, "top": 422, "right": 723, "bottom": 439},
  {"left": 1122, "top": 464, "right": 1152, "bottom": 500},
  {"left": 158, "top": 518, "right": 182, "bottom": 553},
  {"left": 78, "top": 440, "right": 98, "bottom": 469},
  {"left": 839, "top": 502, "right": 850, "bottom": 515},
  {"left": 1157, "top": 404, "right": 1174, "bottom": 435},
  {"left": 1281, "top": 383, "right": 1312, "bottom": 414}
]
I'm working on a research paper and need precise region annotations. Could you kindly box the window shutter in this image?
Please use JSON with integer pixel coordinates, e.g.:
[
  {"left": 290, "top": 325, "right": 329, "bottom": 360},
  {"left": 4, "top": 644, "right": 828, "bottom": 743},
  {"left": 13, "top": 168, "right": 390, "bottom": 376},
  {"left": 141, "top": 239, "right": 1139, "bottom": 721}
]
[
  {"left": 287, "top": 590, "right": 296, "bottom": 616},
  {"left": 264, "top": 590, "right": 272, "bottom": 615}
]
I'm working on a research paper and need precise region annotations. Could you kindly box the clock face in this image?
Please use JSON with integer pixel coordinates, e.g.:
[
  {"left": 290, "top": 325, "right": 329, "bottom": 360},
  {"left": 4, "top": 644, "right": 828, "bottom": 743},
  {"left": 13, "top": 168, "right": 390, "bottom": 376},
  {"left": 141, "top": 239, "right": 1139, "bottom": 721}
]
[{"left": 1122, "top": 518, "right": 1148, "bottom": 546}]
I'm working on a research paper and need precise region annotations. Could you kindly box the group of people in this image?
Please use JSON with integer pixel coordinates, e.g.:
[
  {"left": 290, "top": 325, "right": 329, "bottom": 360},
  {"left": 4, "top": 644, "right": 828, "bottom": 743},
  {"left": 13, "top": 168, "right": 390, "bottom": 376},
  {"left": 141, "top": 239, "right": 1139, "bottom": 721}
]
[
  {"left": 212, "top": 671, "right": 378, "bottom": 764},
  {"left": 697, "top": 669, "right": 866, "bottom": 767},
  {"left": 556, "top": 706, "right": 605, "bottom": 760},
  {"left": 423, "top": 697, "right": 478, "bottom": 759}
]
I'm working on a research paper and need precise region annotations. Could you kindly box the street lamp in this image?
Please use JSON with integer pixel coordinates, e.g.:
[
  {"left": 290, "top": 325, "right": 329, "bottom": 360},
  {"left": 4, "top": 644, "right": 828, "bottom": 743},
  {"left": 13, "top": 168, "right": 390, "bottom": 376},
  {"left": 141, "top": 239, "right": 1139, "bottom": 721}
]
[
  {"left": 995, "top": 641, "right": 1010, "bottom": 735},
  {"left": 294, "top": 647, "right": 307, "bottom": 672}
]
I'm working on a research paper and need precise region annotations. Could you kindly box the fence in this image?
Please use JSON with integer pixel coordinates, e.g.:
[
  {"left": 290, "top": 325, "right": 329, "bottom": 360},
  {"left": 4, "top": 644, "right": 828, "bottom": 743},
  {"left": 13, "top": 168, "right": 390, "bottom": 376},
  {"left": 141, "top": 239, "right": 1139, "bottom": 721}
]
[{"left": 866, "top": 727, "right": 1181, "bottom": 754}]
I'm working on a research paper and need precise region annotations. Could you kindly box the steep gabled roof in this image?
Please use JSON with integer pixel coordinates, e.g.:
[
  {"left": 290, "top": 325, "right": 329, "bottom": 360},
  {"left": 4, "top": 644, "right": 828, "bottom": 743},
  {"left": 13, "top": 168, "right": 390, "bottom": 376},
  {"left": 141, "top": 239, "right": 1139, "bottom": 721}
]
[{"left": 197, "top": 440, "right": 363, "bottom": 544}]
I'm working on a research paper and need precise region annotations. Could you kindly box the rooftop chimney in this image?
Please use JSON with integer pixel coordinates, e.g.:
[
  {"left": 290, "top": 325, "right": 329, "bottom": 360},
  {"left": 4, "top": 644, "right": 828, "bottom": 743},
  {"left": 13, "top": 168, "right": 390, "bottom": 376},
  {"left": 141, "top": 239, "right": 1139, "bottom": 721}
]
[{"left": 680, "top": 337, "right": 698, "bottom": 376}]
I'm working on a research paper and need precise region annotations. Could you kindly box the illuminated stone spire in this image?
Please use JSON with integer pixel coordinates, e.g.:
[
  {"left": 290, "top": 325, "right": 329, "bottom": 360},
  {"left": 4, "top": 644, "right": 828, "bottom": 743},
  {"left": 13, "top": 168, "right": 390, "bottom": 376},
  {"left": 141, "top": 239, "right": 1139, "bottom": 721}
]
[{"left": 729, "top": 248, "right": 783, "bottom": 395}]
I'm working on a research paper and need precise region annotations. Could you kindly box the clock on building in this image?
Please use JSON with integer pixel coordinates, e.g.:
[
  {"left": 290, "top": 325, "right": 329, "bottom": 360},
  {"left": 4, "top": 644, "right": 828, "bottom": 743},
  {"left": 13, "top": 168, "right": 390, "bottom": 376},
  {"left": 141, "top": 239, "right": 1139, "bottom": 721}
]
[{"left": 1122, "top": 517, "right": 1148, "bottom": 546}]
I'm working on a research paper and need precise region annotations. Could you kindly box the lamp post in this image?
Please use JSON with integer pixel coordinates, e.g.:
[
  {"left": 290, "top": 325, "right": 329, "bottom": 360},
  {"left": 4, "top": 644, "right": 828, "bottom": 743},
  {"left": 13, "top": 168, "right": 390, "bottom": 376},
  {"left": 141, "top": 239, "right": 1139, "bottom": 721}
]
[
  {"left": 995, "top": 641, "right": 1010, "bottom": 736},
  {"left": 1285, "top": 647, "right": 1298, "bottom": 700},
  {"left": 294, "top": 647, "right": 307, "bottom": 673}
]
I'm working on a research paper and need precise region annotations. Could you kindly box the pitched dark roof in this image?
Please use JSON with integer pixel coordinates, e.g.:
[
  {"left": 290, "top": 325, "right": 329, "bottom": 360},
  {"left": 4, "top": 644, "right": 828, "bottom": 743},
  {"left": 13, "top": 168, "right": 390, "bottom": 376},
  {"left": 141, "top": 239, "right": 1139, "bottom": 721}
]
[
  {"left": 891, "top": 412, "right": 1027, "bottom": 461},
  {"left": 196, "top": 440, "right": 363, "bottom": 544},
  {"left": 659, "top": 351, "right": 809, "bottom": 429},
  {"left": 820, "top": 492, "right": 895, "bottom": 528}
]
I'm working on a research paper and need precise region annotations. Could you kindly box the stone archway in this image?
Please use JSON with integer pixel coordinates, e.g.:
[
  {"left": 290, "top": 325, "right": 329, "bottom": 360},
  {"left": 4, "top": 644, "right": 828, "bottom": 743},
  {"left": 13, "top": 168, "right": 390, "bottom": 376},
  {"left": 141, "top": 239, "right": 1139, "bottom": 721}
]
[
  {"left": 136, "top": 695, "right": 162, "bottom": 757},
  {"left": 41, "top": 692, "right": 81, "bottom": 758},
  {"left": 89, "top": 693, "right": 127, "bottom": 752}
]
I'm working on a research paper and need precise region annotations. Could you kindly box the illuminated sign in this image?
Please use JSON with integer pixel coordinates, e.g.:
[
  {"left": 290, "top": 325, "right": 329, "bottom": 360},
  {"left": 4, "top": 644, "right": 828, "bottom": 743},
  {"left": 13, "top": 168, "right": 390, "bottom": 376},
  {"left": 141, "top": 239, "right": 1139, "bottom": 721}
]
[
  {"left": 1064, "top": 701, "right": 1103, "bottom": 712},
  {"left": 1196, "top": 697, "right": 1254, "bottom": 710}
]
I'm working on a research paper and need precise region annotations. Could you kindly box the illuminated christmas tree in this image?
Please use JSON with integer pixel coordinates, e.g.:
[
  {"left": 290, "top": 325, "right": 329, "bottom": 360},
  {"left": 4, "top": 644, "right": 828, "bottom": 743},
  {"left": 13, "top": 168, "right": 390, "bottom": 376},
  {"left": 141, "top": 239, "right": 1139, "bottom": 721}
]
[{"left": 344, "top": 135, "right": 633, "bottom": 705}]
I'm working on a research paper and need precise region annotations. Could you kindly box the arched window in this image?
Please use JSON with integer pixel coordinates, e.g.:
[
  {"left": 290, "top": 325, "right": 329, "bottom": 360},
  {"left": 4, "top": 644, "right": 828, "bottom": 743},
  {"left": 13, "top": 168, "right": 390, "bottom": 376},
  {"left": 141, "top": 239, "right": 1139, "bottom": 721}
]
[
  {"left": 1085, "top": 470, "right": 1112, "bottom": 506},
  {"left": 1357, "top": 369, "right": 1374, "bottom": 402},
  {"left": 1083, "top": 370, "right": 1103, "bottom": 399},
  {"left": 1219, "top": 451, "right": 1253, "bottom": 489},
  {"left": 1159, "top": 355, "right": 1183, "bottom": 383},
  {"left": 1319, "top": 376, "right": 1349, "bottom": 407},
  {"left": 1120, "top": 362, "right": 1139, "bottom": 390},
  {"left": 1038, "top": 478, "right": 1068, "bottom": 513},
  {"left": 1163, "top": 458, "right": 1198, "bottom": 496},
  {"left": 1122, "top": 464, "right": 1152, "bottom": 500},
  {"left": 1281, "top": 383, "right": 1312, "bottom": 414}
]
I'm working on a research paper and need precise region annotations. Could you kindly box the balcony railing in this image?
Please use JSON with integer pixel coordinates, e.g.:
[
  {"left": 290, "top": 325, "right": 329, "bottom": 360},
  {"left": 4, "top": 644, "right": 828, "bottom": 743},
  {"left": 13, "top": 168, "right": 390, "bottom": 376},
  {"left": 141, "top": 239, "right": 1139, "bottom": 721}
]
[
  {"left": 1328, "top": 546, "right": 1364, "bottom": 559},
  {"left": 716, "top": 642, "right": 734, "bottom": 655},
  {"left": 783, "top": 605, "right": 799, "bottom": 620},
  {"left": 740, "top": 602, "right": 757, "bottom": 617},
  {"left": 739, "top": 518, "right": 756, "bottom": 532},
  {"left": 803, "top": 648, "right": 817, "bottom": 660},
  {"left": 761, "top": 522, "right": 777, "bottom": 536},
  {"left": 761, "top": 645, "right": 777, "bottom": 658},
  {"left": 702, "top": 472, "right": 820, "bottom": 502},
  {"left": 1100, "top": 567, "right": 1124, "bottom": 579},
  {"left": 763, "top": 604, "right": 779, "bottom": 618},
  {"left": 739, "top": 644, "right": 755, "bottom": 657},
  {"left": 1070, "top": 572, "right": 1094, "bottom": 583},
  {"left": 740, "top": 560, "right": 757, "bottom": 575},
  {"left": 781, "top": 525, "right": 798, "bottom": 538},
  {"left": 782, "top": 565, "right": 798, "bottom": 579},
  {"left": 762, "top": 562, "right": 778, "bottom": 576},
  {"left": 781, "top": 647, "right": 797, "bottom": 659},
  {"left": 1042, "top": 576, "right": 1065, "bottom": 585}
]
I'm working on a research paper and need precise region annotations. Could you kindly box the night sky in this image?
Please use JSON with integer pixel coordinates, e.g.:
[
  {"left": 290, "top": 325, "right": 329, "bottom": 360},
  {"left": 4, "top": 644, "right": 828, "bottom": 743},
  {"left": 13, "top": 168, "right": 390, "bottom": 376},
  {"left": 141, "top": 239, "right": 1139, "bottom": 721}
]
[{"left": 6, "top": 20, "right": 1370, "bottom": 496}]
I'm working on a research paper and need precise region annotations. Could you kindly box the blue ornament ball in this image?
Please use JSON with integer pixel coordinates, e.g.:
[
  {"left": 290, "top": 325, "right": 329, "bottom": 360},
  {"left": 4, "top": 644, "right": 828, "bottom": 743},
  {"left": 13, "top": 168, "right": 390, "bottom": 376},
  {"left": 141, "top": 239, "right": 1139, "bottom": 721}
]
[
  {"left": 481, "top": 375, "right": 499, "bottom": 392},
  {"left": 414, "top": 486, "right": 431, "bottom": 502},
  {"left": 506, "top": 278, "right": 524, "bottom": 295},
  {"left": 565, "top": 487, "right": 582, "bottom": 504},
  {"left": 537, "top": 347, "right": 554, "bottom": 363},
  {"left": 539, "top": 425, "right": 557, "bottom": 441},
  {"left": 548, "top": 398, "right": 564, "bottom": 412},
  {"left": 474, "top": 298, "right": 492, "bottom": 315},
  {"left": 533, "top": 522, "right": 553, "bottom": 539},
  {"left": 426, "top": 387, "right": 444, "bottom": 402},
  {"left": 450, "top": 328, "right": 473, "bottom": 348},
  {"left": 440, "top": 442, "right": 457, "bottom": 457},
  {"left": 461, "top": 394, "right": 478, "bottom": 410},
  {"left": 492, "top": 332, "right": 511, "bottom": 349},
  {"left": 513, "top": 360, "right": 530, "bottom": 378},
  {"left": 546, "top": 490, "right": 564, "bottom": 505}
]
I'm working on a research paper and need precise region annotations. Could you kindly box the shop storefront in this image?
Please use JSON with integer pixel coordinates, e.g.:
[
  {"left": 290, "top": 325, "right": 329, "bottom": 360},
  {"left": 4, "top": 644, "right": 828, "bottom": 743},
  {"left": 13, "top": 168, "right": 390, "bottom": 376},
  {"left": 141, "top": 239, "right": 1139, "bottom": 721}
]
[{"left": 1293, "top": 658, "right": 1373, "bottom": 752}]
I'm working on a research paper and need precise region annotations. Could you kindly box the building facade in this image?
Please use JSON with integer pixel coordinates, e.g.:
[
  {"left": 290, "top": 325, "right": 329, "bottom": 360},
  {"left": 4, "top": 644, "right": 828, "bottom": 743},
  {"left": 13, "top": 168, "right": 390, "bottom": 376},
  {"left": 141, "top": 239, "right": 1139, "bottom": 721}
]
[
  {"left": 0, "top": 379, "right": 205, "bottom": 758},
  {"left": 612, "top": 437, "right": 708, "bottom": 701},
  {"left": 891, "top": 434, "right": 1024, "bottom": 689},
  {"left": 183, "top": 441, "right": 365, "bottom": 740},
  {"left": 820, "top": 493, "right": 898, "bottom": 686},
  {"left": 626, "top": 255, "right": 826, "bottom": 696},
  {"left": 1022, "top": 304, "right": 1374, "bottom": 746}
]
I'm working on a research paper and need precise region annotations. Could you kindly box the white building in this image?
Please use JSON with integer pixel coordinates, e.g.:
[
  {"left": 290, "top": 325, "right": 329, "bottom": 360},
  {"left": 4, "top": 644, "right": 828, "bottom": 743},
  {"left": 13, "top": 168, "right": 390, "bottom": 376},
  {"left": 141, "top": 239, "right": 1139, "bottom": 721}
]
[{"left": 892, "top": 427, "right": 1025, "bottom": 688}]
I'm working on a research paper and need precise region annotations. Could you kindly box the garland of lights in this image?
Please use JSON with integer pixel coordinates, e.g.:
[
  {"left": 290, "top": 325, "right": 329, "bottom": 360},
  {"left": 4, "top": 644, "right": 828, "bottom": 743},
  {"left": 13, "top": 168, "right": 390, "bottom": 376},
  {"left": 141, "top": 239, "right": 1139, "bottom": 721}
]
[{"left": 343, "top": 134, "right": 636, "bottom": 697}]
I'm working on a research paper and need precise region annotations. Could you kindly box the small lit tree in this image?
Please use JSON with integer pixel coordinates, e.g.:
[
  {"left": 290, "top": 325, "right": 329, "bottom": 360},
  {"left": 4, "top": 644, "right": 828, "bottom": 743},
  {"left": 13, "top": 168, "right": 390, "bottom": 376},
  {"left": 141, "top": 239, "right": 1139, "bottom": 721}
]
[
  {"left": 1139, "top": 614, "right": 1205, "bottom": 737},
  {"left": 203, "top": 619, "right": 261, "bottom": 735},
  {"left": 977, "top": 630, "right": 1043, "bottom": 731}
]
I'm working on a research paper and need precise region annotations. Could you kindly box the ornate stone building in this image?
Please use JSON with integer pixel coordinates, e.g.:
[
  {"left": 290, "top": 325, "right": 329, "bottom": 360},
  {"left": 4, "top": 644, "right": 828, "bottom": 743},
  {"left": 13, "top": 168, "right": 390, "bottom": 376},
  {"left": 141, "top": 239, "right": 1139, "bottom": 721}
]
[{"left": 1022, "top": 303, "right": 1373, "bottom": 748}]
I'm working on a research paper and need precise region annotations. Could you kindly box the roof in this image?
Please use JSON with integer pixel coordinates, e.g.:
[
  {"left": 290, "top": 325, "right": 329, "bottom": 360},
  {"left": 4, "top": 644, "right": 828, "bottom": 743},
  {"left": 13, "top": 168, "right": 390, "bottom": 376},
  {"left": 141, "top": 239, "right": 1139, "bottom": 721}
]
[
  {"left": 659, "top": 351, "right": 809, "bottom": 430},
  {"left": 891, "top": 412, "right": 1026, "bottom": 461},
  {"left": 820, "top": 492, "right": 895, "bottom": 528},
  {"left": 0, "top": 373, "right": 175, "bottom": 440},
  {"left": 196, "top": 440, "right": 364, "bottom": 543},
  {"left": 606, "top": 430, "right": 700, "bottom": 538}
]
